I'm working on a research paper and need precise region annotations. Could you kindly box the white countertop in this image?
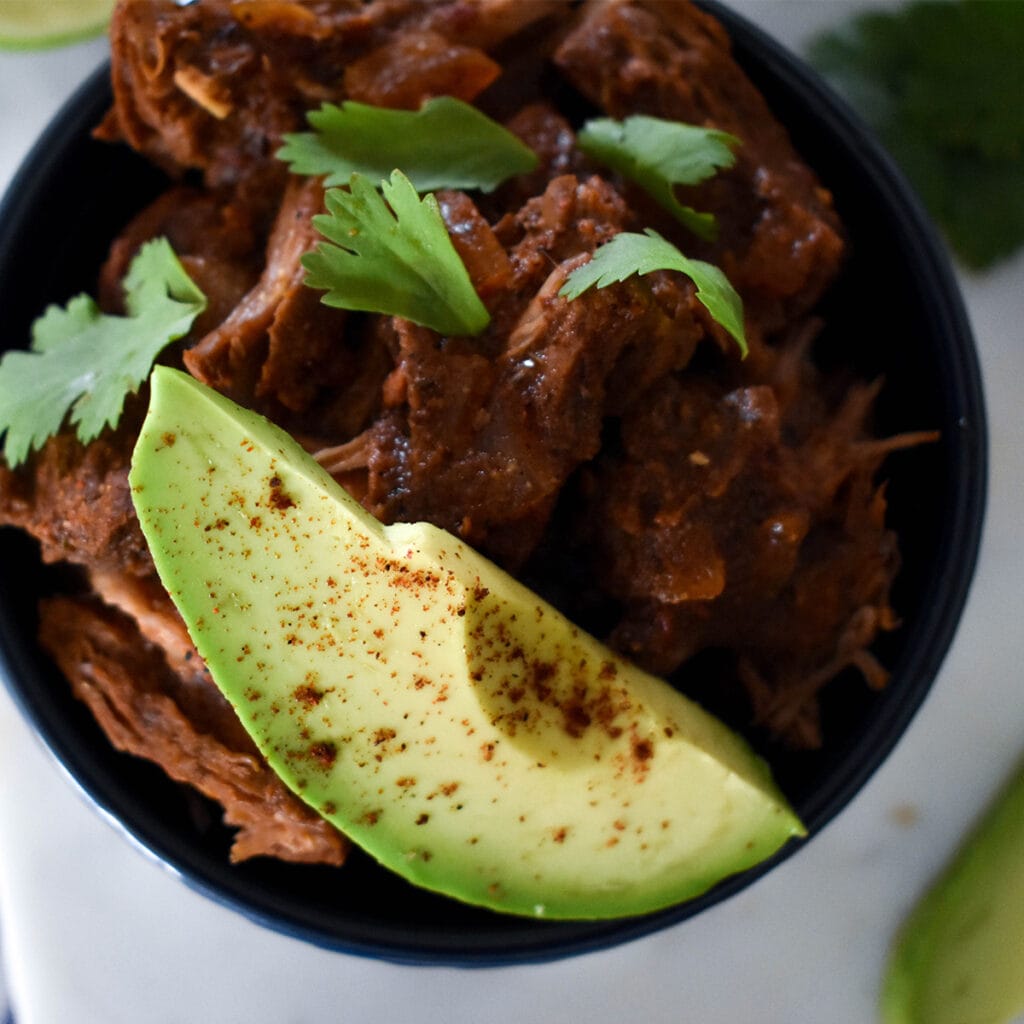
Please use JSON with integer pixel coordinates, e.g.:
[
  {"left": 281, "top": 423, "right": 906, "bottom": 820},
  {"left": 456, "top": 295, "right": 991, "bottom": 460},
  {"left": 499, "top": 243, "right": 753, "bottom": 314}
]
[{"left": 1, "top": 5, "right": 1022, "bottom": 1023}]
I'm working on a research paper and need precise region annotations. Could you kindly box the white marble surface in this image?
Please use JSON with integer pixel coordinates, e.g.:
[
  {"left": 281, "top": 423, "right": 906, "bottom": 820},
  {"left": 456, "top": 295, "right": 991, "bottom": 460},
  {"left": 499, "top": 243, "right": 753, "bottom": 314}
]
[{"left": 1, "top": 4, "right": 1022, "bottom": 1023}]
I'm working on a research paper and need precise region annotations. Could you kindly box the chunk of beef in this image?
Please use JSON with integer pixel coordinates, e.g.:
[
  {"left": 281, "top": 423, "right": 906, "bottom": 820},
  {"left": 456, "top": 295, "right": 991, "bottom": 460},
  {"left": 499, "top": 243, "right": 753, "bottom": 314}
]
[
  {"left": 39, "top": 595, "right": 348, "bottom": 866},
  {"left": 577, "top": 328, "right": 928, "bottom": 747},
  {"left": 98, "top": 0, "right": 562, "bottom": 188},
  {"left": 181, "top": 175, "right": 391, "bottom": 443},
  {"left": 420, "top": 0, "right": 565, "bottom": 52},
  {"left": 0, "top": 415, "right": 150, "bottom": 577},
  {"left": 184, "top": 177, "right": 328, "bottom": 403},
  {"left": 481, "top": 102, "right": 592, "bottom": 216},
  {"left": 497, "top": 172, "right": 634, "bottom": 294},
  {"left": 342, "top": 28, "right": 501, "bottom": 108},
  {"left": 98, "top": 184, "right": 267, "bottom": 338},
  {"left": 436, "top": 188, "right": 515, "bottom": 310}
]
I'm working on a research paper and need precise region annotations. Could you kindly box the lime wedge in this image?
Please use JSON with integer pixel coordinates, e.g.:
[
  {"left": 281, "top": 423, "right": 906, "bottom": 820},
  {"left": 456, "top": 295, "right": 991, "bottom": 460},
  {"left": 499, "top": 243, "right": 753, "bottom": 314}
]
[{"left": 0, "top": 0, "right": 113, "bottom": 51}]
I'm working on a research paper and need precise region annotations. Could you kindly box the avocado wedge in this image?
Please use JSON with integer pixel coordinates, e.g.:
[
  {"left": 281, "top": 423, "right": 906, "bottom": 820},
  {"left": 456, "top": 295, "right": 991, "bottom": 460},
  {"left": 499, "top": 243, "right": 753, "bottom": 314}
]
[
  {"left": 882, "top": 757, "right": 1024, "bottom": 1023},
  {"left": 129, "top": 366, "right": 804, "bottom": 919}
]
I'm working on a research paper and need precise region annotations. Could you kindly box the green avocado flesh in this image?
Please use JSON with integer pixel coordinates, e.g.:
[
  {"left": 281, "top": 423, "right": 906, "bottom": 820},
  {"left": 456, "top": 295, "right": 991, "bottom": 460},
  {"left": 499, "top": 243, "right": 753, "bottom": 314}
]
[
  {"left": 881, "top": 759, "right": 1024, "bottom": 1024},
  {"left": 129, "top": 366, "right": 804, "bottom": 919}
]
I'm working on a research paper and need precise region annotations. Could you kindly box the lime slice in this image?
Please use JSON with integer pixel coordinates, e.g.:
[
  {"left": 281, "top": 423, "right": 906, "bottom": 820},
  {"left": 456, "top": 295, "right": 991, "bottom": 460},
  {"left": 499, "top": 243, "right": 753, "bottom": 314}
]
[{"left": 0, "top": 0, "right": 113, "bottom": 51}]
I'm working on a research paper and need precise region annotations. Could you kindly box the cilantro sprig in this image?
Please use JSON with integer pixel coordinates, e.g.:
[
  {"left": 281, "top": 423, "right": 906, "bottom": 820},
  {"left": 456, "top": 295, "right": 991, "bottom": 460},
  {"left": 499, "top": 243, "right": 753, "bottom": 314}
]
[
  {"left": 577, "top": 115, "right": 740, "bottom": 241},
  {"left": 560, "top": 229, "right": 747, "bottom": 357},
  {"left": 303, "top": 170, "right": 490, "bottom": 337},
  {"left": 278, "top": 97, "right": 539, "bottom": 194},
  {"left": 0, "top": 237, "right": 206, "bottom": 467}
]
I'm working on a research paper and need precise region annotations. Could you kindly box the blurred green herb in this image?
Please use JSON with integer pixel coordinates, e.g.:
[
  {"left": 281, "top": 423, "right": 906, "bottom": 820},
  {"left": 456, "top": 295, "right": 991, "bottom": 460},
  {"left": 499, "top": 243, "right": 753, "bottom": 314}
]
[{"left": 808, "top": 0, "right": 1024, "bottom": 270}]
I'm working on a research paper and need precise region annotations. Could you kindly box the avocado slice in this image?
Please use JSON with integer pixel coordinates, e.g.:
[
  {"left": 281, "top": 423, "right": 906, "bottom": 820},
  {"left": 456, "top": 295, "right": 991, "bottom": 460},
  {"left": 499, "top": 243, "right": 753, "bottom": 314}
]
[
  {"left": 881, "top": 758, "right": 1024, "bottom": 1023},
  {"left": 129, "top": 366, "right": 804, "bottom": 919}
]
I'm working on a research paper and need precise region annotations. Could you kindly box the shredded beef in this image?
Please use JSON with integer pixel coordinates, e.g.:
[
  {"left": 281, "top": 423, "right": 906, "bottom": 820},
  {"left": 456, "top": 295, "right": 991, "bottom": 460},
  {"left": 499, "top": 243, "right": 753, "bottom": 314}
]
[
  {"left": 0, "top": 0, "right": 929, "bottom": 867},
  {"left": 39, "top": 595, "right": 348, "bottom": 864}
]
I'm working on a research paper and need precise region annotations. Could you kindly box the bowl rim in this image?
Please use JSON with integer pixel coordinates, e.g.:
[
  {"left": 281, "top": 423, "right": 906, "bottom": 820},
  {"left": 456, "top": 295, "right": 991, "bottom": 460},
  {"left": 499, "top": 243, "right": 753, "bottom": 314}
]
[{"left": 0, "top": 0, "right": 987, "bottom": 967}]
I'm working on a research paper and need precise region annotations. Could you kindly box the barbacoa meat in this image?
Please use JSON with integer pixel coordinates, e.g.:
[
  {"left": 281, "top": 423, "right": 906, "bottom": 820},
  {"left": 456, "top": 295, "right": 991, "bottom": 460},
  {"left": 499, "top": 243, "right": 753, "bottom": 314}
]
[
  {"left": 0, "top": 0, "right": 929, "bottom": 865},
  {"left": 553, "top": 0, "right": 845, "bottom": 337},
  {"left": 96, "top": 0, "right": 562, "bottom": 189}
]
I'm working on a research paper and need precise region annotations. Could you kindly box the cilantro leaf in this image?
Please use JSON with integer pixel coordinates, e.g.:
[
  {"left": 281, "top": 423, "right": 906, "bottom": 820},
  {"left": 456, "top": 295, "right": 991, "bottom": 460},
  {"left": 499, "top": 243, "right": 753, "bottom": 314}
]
[
  {"left": 303, "top": 169, "right": 490, "bottom": 337},
  {"left": 0, "top": 237, "right": 206, "bottom": 467},
  {"left": 278, "top": 96, "right": 539, "bottom": 194},
  {"left": 560, "top": 229, "right": 747, "bottom": 357},
  {"left": 577, "top": 115, "right": 739, "bottom": 241},
  {"left": 809, "top": 0, "right": 1024, "bottom": 269}
]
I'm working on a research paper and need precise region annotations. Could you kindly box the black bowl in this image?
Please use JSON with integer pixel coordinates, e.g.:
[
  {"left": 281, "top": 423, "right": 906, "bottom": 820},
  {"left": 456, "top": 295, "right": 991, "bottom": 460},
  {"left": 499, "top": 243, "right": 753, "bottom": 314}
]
[{"left": 0, "top": 4, "right": 985, "bottom": 966}]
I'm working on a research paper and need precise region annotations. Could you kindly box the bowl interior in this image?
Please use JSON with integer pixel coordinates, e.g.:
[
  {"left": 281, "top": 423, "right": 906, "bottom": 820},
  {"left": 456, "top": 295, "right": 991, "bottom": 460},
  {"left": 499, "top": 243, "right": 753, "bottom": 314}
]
[{"left": 0, "top": 4, "right": 985, "bottom": 965}]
